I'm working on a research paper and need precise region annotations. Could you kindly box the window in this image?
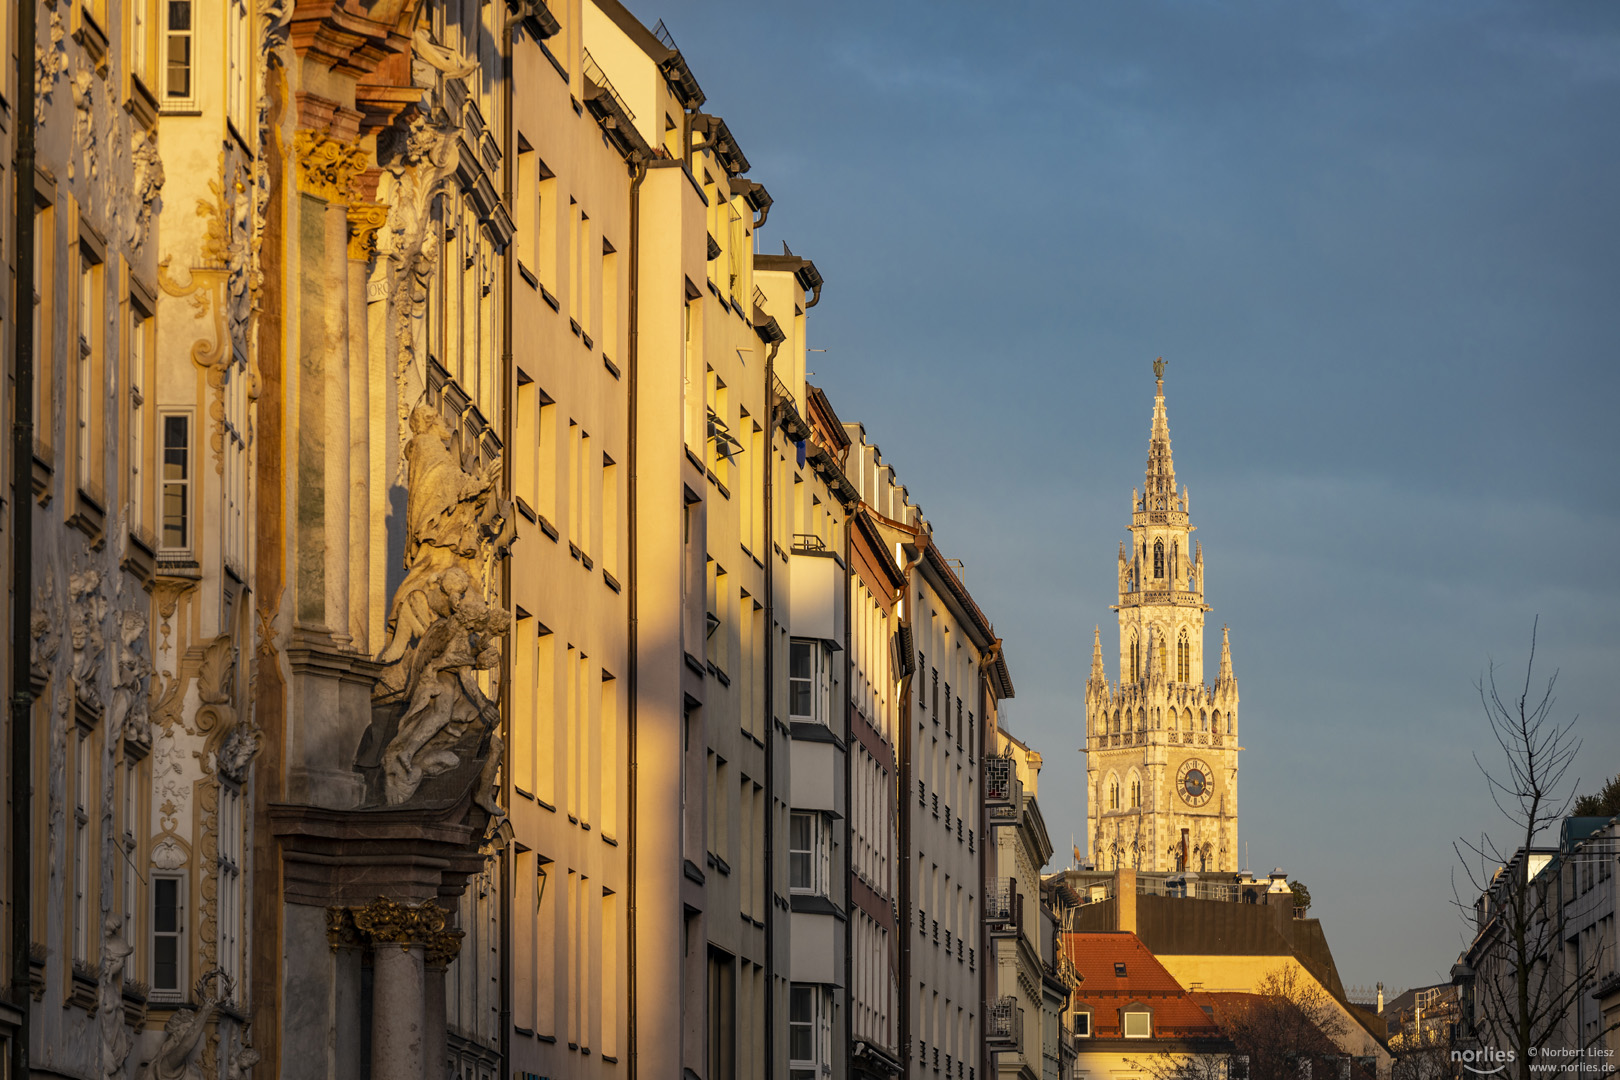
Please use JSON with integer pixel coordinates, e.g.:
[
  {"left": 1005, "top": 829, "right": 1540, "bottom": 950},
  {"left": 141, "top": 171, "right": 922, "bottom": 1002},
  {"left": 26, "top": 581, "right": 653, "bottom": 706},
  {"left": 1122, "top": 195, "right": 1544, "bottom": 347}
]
[
  {"left": 789, "top": 812, "right": 830, "bottom": 896},
  {"left": 120, "top": 757, "right": 139, "bottom": 941},
  {"left": 1131, "top": 779, "right": 1141, "bottom": 808},
  {"left": 164, "top": 0, "right": 196, "bottom": 108},
  {"left": 76, "top": 249, "right": 105, "bottom": 495},
  {"left": 226, "top": 0, "right": 252, "bottom": 136},
  {"left": 218, "top": 785, "right": 243, "bottom": 993},
  {"left": 1075, "top": 1010, "right": 1091, "bottom": 1038},
  {"left": 128, "top": 305, "right": 150, "bottom": 534},
  {"left": 788, "top": 639, "right": 831, "bottom": 726},
  {"left": 1153, "top": 539, "right": 1164, "bottom": 579},
  {"left": 1109, "top": 779, "right": 1120, "bottom": 811},
  {"left": 789, "top": 984, "right": 833, "bottom": 1080},
  {"left": 72, "top": 726, "right": 93, "bottom": 962},
  {"left": 151, "top": 875, "right": 184, "bottom": 998},
  {"left": 1177, "top": 632, "right": 1190, "bottom": 683},
  {"left": 1129, "top": 636, "right": 1140, "bottom": 682},
  {"left": 160, "top": 414, "right": 191, "bottom": 550},
  {"left": 1123, "top": 1009, "right": 1152, "bottom": 1038}
]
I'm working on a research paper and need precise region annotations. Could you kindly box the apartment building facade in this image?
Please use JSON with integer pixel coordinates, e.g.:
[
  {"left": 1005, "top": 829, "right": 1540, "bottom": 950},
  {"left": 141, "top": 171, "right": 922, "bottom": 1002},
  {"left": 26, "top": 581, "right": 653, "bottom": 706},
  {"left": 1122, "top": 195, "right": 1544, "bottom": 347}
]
[
  {"left": 986, "top": 731, "right": 1057, "bottom": 1080},
  {"left": 841, "top": 425, "right": 1016, "bottom": 1080}
]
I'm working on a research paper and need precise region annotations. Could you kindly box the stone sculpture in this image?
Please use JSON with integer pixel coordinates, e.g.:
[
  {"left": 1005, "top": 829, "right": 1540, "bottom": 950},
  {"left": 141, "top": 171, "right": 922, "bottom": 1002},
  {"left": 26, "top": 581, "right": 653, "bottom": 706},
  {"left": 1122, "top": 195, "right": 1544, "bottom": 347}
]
[
  {"left": 373, "top": 405, "right": 514, "bottom": 809},
  {"left": 138, "top": 970, "right": 232, "bottom": 1080}
]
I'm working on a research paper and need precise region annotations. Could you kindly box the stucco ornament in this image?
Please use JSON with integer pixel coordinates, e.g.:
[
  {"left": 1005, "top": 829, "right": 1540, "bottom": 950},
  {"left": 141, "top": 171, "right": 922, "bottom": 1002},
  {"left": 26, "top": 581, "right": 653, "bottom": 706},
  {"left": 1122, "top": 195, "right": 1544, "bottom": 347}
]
[
  {"left": 194, "top": 634, "right": 260, "bottom": 782},
  {"left": 99, "top": 915, "right": 135, "bottom": 1079},
  {"left": 137, "top": 970, "right": 232, "bottom": 1080},
  {"left": 379, "top": 102, "right": 463, "bottom": 434},
  {"left": 110, "top": 609, "right": 154, "bottom": 753},
  {"left": 374, "top": 406, "right": 514, "bottom": 808},
  {"left": 35, "top": 7, "right": 66, "bottom": 127},
  {"left": 68, "top": 568, "right": 108, "bottom": 703}
]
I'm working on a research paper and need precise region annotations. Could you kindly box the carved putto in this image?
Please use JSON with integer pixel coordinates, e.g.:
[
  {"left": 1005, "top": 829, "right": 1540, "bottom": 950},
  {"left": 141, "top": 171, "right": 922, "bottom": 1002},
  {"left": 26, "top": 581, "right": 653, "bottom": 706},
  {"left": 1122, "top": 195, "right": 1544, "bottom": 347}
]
[
  {"left": 137, "top": 970, "right": 233, "bottom": 1080},
  {"left": 369, "top": 405, "right": 514, "bottom": 809}
]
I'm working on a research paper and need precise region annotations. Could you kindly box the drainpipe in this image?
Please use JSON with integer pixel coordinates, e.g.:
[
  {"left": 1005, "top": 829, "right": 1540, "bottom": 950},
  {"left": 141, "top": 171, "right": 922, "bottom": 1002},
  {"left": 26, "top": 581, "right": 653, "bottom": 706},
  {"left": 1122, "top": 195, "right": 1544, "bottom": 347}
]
[
  {"left": 625, "top": 150, "right": 649, "bottom": 1080},
  {"left": 10, "top": 0, "right": 38, "bottom": 1075},
  {"left": 499, "top": 24, "right": 515, "bottom": 1079},
  {"left": 763, "top": 335, "right": 778, "bottom": 1076},
  {"left": 842, "top": 507, "right": 854, "bottom": 1079},
  {"left": 893, "top": 541, "right": 923, "bottom": 1080}
]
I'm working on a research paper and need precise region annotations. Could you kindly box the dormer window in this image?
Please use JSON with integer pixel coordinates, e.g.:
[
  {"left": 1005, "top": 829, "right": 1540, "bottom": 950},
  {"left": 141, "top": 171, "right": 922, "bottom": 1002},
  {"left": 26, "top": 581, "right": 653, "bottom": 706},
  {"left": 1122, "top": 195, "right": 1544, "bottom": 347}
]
[
  {"left": 1075, "top": 1010, "right": 1092, "bottom": 1038},
  {"left": 1123, "top": 1008, "right": 1152, "bottom": 1038}
]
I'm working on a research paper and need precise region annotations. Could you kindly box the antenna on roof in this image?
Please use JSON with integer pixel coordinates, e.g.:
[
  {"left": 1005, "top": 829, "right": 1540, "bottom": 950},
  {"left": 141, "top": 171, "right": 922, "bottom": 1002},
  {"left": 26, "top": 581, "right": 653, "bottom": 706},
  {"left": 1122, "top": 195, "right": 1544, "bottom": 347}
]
[{"left": 1243, "top": 842, "right": 1250, "bottom": 875}]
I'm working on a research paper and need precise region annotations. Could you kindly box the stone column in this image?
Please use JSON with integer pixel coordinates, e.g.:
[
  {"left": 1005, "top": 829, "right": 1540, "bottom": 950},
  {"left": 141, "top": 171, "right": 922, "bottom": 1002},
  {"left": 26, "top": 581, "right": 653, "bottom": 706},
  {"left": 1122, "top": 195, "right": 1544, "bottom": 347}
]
[
  {"left": 372, "top": 939, "right": 426, "bottom": 1077},
  {"left": 423, "top": 956, "right": 451, "bottom": 1080},
  {"left": 337, "top": 897, "right": 463, "bottom": 1080},
  {"left": 324, "top": 200, "right": 352, "bottom": 645},
  {"left": 346, "top": 205, "right": 387, "bottom": 653}
]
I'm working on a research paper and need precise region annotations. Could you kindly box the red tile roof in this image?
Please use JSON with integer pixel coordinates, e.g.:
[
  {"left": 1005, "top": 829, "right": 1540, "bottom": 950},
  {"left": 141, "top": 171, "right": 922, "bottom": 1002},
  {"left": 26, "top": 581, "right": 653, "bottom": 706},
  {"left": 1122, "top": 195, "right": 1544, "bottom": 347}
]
[{"left": 1064, "top": 932, "right": 1224, "bottom": 1039}]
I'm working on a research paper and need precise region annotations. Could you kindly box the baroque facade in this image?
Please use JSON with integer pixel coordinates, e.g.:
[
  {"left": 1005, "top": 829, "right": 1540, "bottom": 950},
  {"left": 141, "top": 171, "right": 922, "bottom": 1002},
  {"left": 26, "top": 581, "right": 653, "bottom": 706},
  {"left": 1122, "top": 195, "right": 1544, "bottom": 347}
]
[{"left": 1085, "top": 361, "right": 1241, "bottom": 876}]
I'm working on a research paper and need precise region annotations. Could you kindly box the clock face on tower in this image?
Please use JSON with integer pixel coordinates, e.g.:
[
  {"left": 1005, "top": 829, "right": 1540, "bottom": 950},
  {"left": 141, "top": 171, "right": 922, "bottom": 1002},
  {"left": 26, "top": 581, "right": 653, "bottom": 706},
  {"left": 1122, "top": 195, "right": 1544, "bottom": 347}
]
[{"left": 1177, "top": 758, "right": 1214, "bottom": 807}]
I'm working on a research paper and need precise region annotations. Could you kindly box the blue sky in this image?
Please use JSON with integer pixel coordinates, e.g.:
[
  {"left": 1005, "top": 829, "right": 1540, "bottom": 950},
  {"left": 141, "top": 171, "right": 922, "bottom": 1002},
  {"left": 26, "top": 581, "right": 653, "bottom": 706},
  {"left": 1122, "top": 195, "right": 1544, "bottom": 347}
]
[{"left": 644, "top": 0, "right": 1620, "bottom": 991}]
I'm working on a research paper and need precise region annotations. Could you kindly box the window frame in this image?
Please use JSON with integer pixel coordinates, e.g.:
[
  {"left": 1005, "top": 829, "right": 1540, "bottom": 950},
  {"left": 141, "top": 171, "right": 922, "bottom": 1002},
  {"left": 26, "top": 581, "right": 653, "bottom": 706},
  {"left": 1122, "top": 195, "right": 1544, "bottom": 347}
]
[
  {"left": 162, "top": 0, "right": 198, "bottom": 112},
  {"left": 150, "top": 872, "right": 187, "bottom": 1001},
  {"left": 1122, "top": 1008, "right": 1152, "bottom": 1039},
  {"left": 788, "top": 638, "right": 832, "bottom": 726},
  {"left": 788, "top": 811, "right": 831, "bottom": 897},
  {"left": 159, "top": 410, "right": 194, "bottom": 553}
]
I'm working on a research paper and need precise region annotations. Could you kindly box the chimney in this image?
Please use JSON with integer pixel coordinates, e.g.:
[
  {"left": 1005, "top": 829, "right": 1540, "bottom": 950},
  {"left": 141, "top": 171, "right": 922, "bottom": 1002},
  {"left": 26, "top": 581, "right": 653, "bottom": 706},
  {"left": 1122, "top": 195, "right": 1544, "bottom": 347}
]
[
  {"left": 1114, "top": 867, "right": 1136, "bottom": 934},
  {"left": 1377, "top": 982, "right": 1384, "bottom": 1014}
]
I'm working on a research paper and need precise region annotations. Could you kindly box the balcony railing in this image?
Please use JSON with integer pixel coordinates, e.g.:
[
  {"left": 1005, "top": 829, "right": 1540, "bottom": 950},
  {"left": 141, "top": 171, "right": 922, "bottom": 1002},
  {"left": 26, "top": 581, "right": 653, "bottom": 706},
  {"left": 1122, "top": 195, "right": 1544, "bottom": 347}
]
[
  {"left": 986, "top": 996, "right": 1023, "bottom": 1050},
  {"left": 984, "top": 881, "right": 1019, "bottom": 938},
  {"left": 985, "top": 755, "right": 1023, "bottom": 825}
]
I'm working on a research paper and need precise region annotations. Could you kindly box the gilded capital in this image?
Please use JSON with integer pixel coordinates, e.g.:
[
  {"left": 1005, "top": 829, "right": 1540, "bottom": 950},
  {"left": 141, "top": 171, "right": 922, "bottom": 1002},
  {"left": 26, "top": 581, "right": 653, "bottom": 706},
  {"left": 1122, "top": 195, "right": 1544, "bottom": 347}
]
[
  {"left": 294, "top": 129, "right": 370, "bottom": 203},
  {"left": 347, "top": 202, "right": 390, "bottom": 262},
  {"left": 333, "top": 897, "right": 454, "bottom": 954}
]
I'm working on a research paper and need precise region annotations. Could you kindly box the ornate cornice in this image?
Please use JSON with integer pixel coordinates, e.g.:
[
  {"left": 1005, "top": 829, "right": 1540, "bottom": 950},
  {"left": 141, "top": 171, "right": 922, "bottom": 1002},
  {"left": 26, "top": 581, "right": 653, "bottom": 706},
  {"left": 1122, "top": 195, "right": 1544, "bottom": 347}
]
[
  {"left": 347, "top": 202, "right": 390, "bottom": 261},
  {"left": 293, "top": 129, "right": 369, "bottom": 203}
]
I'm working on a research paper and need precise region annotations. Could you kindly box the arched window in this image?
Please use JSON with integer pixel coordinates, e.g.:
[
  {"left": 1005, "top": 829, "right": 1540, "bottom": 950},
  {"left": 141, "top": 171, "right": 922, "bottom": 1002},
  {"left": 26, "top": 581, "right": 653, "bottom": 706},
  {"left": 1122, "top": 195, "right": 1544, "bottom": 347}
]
[
  {"left": 1157, "top": 634, "right": 1168, "bottom": 677},
  {"left": 1183, "top": 708, "right": 1193, "bottom": 732},
  {"left": 1227, "top": 712, "right": 1234, "bottom": 734},
  {"left": 1111, "top": 710, "right": 1120, "bottom": 734},
  {"left": 1129, "top": 636, "right": 1140, "bottom": 682},
  {"left": 1199, "top": 849, "right": 1208, "bottom": 873},
  {"left": 1176, "top": 632, "right": 1190, "bottom": 682},
  {"left": 1153, "top": 540, "right": 1164, "bottom": 579},
  {"left": 1138, "top": 708, "right": 1146, "bottom": 730},
  {"left": 1110, "top": 779, "right": 1121, "bottom": 810},
  {"left": 1212, "top": 710, "right": 1221, "bottom": 734},
  {"left": 1131, "top": 778, "right": 1141, "bottom": 808},
  {"left": 1201, "top": 710, "right": 1209, "bottom": 732}
]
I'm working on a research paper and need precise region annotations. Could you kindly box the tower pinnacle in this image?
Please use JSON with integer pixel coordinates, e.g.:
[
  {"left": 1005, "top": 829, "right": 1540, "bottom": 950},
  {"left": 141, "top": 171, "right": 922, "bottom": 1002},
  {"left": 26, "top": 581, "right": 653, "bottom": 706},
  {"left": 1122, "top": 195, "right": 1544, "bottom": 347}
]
[
  {"left": 1219, "top": 625, "right": 1234, "bottom": 683},
  {"left": 1145, "top": 358, "right": 1177, "bottom": 511},
  {"left": 1090, "top": 626, "right": 1105, "bottom": 682}
]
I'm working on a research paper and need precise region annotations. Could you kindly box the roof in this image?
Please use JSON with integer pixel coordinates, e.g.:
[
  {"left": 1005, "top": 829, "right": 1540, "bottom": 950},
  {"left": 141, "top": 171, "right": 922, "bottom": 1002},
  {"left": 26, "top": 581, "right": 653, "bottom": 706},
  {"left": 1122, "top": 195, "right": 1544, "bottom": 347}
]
[{"left": 1065, "top": 933, "right": 1224, "bottom": 1039}]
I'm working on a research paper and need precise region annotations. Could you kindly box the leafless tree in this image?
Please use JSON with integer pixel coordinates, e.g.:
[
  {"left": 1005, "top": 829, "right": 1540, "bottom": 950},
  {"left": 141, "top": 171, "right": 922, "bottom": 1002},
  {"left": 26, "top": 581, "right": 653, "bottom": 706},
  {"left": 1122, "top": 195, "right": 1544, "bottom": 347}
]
[{"left": 1452, "top": 618, "right": 1615, "bottom": 1078}]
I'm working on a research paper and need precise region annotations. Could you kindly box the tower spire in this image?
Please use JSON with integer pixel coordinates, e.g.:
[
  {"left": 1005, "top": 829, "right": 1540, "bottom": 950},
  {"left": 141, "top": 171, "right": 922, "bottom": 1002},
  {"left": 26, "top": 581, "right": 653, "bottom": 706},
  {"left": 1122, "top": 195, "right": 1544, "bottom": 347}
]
[{"left": 1145, "top": 358, "right": 1177, "bottom": 511}]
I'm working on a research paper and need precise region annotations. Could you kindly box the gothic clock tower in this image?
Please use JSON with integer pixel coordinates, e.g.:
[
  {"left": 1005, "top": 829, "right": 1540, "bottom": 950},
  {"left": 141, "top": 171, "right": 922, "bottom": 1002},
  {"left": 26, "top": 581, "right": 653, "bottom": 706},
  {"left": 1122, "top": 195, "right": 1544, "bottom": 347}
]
[{"left": 1084, "top": 360, "right": 1241, "bottom": 873}]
